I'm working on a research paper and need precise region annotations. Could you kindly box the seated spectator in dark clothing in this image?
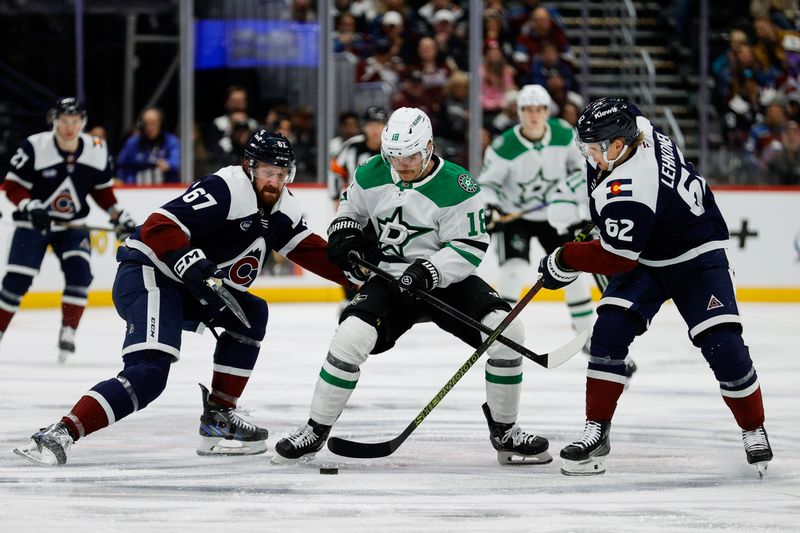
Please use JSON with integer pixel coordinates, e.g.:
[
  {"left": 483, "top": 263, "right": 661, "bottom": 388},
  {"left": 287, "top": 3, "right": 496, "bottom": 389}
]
[
  {"left": 515, "top": 7, "right": 570, "bottom": 66},
  {"left": 752, "top": 17, "right": 800, "bottom": 75},
  {"left": 432, "top": 9, "right": 468, "bottom": 70},
  {"left": 745, "top": 102, "right": 787, "bottom": 176},
  {"left": 559, "top": 100, "right": 581, "bottom": 127},
  {"left": 334, "top": 13, "right": 368, "bottom": 56},
  {"left": 406, "top": 36, "right": 452, "bottom": 102},
  {"left": 206, "top": 85, "right": 259, "bottom": 156},
  {"left": 487, "top": 89, "right": 519, "bottom": 137},
  {"left": 117, "top": 107, "right": 180, "bottom": 184},
  {"left": 355, "top": 38, "right": 402, "bottom": 91},
  {"left": 414, "top": 0, "right": 465, "bottom": 35},
  {"left": 767, "top": 119, "right": 800, "bottom": 184},
  {"left": 390, "top": 71, "right": 439, "bottom": 120},
  {"left": 484, "top": 8, "right": 516, "bottom": 62},
  {"left": 210, "top": 116, "right": 253, "bottom": 168},
  {"left": 435, "top": 70, "right": 470, "bottom": 165},
  {"left": 529, "top": 42, "right": 575, "bottom": 90},
  {"left": 375, "top": 10, "right": 416, "bottom": 64}
]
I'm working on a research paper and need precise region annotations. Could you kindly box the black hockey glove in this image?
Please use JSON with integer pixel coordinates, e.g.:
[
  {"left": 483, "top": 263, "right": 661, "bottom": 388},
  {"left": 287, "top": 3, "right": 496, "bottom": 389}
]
[
  {"left": 398, "top": 259, "right": 440, "bottom": 293},
  {"left": 560, "top": 220, "right": 595, "bottom": 244},
  {"left": 537, "top": 248, "right": 579, "bottom": 290},
  {"left": 21, "top": 199, "right": 52, "bottom": 233},
  {"left": 166, "top": 248, "right": 226, "bottom": 311},
  {"left": 327, "top": 217, "right": 385, "bottom": 269},
  {"left": 110, "top": 208, "right": 137, "bottom": 241},
  {"left": 484, "top": 204, "right": 505, "bottom": 233}
]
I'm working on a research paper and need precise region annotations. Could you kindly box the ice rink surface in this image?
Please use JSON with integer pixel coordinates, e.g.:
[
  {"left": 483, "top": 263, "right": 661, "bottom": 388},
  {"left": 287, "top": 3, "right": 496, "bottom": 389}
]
[{"left": 0, "top": 301, "right": 798, "bottom": 532}]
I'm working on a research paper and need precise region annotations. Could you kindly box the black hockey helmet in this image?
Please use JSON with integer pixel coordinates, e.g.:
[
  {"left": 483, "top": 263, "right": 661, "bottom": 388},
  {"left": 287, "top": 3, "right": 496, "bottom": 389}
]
[
  {"left": 48, "top": 97, "right": 87, "bottom": 123},
  {"left": 575, "top": 97, "right": 640, "bottom": 146},
  {"left": 244, "top": 130, "right": 296, "bottom": 184},
  {"left": 362, "top": 106, "right": 388, "bottom": 124}
]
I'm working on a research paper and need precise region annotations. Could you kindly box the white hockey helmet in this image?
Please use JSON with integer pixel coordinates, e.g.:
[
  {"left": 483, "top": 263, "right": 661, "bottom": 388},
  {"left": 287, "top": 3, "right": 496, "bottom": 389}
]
[
  {"left": 516, "top": 84, "right": 552, "bottom": 115},
  {"left": 381, "top": 107, "right": 434, "bottom": 181}
]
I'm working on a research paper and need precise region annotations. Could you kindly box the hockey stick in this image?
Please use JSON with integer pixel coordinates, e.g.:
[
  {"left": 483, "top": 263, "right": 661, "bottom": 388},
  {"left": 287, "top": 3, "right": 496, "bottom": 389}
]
[
  {"left": 326, "top": 223, "right": 595, "bottom": 459},
  {"left": 486, "top": 202, "right": 548, "bottom": 232},
  {"left": 55, "top": 222, "right": 116, "bottom": 232},
  {"left": 350, "top": 253, "right": 550, "bottom": 367}
]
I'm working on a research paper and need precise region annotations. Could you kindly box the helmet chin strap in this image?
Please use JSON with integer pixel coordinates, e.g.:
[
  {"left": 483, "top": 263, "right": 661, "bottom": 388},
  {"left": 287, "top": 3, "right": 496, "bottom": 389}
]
[{"left": 601, "top": 144, "right": 630, "bottom": 172}]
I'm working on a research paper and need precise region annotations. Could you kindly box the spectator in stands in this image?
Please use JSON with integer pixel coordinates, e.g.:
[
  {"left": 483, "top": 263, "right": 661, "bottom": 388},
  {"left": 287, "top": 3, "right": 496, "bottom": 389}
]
[
  {"left": 435, "top": 70, "right": 470, "bottom": 165},
  {"left": 210, "top": 114, "right": 253, "bottom": 169},
  {"left": 712, "top": 29, "right": 751, "bottom": 106},
  {"left": 390, "top": 71, "right": 439, "bottom": 119},
  {"left": 290, "top": 106, "right": 316, "bottom": 181},
  {"left": 529, "top": 41, "right": 576, "bottom": 90},
  {"left": 355, "top": 38, "right": 402, "bottom": 92},
  {"left": 330, "top": 111, "right": 361, "bottom": 156},
  {"left": 752, "top": 17, "right": 800, "bottom": 74},
  {"left": 751, "top": 0, "right": 799, "bottom": 31},
  {"left": 406, "top": 36, "right": 452, "bottom": 102},
  {"left": 334, "top": 0, "right": 376, "bottom": 33},
  {"left": 376, "top": 10, "right": 414, "bottom": 63},
  {"left": 292, "top": 0, "right": 316, "bottom": 23},
  {"left": 88, "top": 126, "right": 107, "bottom": 141},
  {"left": 543, "top": 70, "right": 581, "bottom": 117},
  {"left": 514, "top": 6, "right": 570, "bottom": 78},
  {"left": 415, "top": 0, "right": 464, "bottom": 35},
  {"left": 767, "top": 119, "right": 800, "bottom": 184},
  {"left": 334, "top": 13, "right": 368, "bottom": 56},
  {"left": 481, "top": 40, "right": 517, "bottom": 116},
  {"left": 487, "top": 89, "right": 519, "bottom": 137},
  {"left": 432, "top": 9, "right": 468, "bottom": 70},
  {"left": 559, "top": 100, "right": 581, "bottom": 127},
  {"left": 207, "top": 86, "right": 259, "bottom": 156},
  {"left": 484, "top": 8, "right": 516, "bottom": 61},
  {"left": 745, "top": 101, "right": 787, "bottom": 176},
  {"left": 117, "top": 107, "right": 180, "bottom": 185}
]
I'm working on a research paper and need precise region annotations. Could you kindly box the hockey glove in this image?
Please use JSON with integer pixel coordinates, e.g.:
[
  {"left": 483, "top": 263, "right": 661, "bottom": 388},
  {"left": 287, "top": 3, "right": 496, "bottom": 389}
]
[
  {"left": 110, "top": 209, "right": 137, "bottom": 241},
  {"left": 21, "top": 199, "right": 52, "bottom": 233},
  {"left": 166, "top": 248, "right": 226, "bottom": 311},
  {"left": 538, "top": 248, "right": 580, "bottom": 290},
  {"left": 484, "top": 204, "right": 506, "bottom": 233},
  {"left": 398, "top": 259, "right": 440, "bottom": 293},
  {"left": 327, "top": 217, "right": 385, "bottom": 268}
]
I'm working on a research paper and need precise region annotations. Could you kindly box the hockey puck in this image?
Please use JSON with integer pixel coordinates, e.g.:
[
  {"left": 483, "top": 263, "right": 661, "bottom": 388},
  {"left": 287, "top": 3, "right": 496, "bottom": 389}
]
[{"left": 319, "top": 467, "right": 339, "bottom": 475}]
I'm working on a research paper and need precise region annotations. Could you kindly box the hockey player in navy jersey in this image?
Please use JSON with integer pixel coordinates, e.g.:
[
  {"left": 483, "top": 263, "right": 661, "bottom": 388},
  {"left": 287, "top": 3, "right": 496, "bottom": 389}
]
[
  {"left": 0, "top": 97, "right": 136, "bottom": 362},
  {"left": 14, "top": 130, "right": 351, "bottom": 465},
  {"left": 537, "top": 97, "right": 772, "bottom": 477}
]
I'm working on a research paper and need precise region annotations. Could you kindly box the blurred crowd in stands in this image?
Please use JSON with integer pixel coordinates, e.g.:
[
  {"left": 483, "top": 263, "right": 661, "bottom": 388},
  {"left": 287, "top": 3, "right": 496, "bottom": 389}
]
[{"left": 714, "top": 0, "right": 800, "bottom": 184}]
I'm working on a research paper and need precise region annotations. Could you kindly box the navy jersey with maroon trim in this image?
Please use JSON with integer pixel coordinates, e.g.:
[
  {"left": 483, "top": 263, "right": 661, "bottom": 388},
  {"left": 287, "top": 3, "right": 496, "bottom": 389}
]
[
  {"left": 5, "top": 132, "right": 113, "bottom": 224},
  {"left": 587, "top": 116, "right": 730, "bottom": 267},
  {"left": 121, "top": 165, "right": 347, "bottom": 290}
]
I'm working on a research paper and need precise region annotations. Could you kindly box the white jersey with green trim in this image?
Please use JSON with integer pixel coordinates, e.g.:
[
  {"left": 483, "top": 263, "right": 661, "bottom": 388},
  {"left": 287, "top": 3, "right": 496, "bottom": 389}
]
[
  {"left": 479, "top": 118, "right": 584, "bottom": 221},
  {"left": 337, "top": 154, "right": 488, "bottom": 288}
]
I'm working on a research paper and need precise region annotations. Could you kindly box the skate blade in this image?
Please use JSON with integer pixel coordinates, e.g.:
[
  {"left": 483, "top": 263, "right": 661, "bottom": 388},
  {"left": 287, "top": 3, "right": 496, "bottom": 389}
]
[
  {"left": 755, "top": 461, "right": 769, "bottom": 479},
  {"left": 497, "top": 450, "right": 553, "bottom": 465},
  {"left": 560, "top": 456, "right": 607, "bottom": 476},
  {"left": 270, "top": 452, "right": 318, "bottom": 465},
  {"left": 57, "top": 350, "right": 71, "bottom": 364},
  {"left": 196, "top": 436, "right": 267, "bottom": 456},
  {"left": 13, "top": 442, "right": 62, "bottom": 466}
]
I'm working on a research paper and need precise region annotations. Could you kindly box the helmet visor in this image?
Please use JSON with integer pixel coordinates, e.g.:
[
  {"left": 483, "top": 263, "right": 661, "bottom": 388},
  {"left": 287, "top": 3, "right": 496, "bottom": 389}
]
[{"left": 251, "top": 162, "right": 295, "bottom": 185}]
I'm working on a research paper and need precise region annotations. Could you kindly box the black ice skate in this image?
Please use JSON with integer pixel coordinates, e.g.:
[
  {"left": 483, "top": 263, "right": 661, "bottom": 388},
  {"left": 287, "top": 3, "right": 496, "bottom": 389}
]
[
  {"left": 196, "top": 383, "right": 268, "bottom": 456},
  {"left": 272, "top": 419, "right": 331, "bottom": 464},
  {"left": 560, "top": 420, "right": 611, "bottom": 476},
  {"left": 482, "top": 403, "right": 552, "bottom": 465},
  {"left": 58, "top": 326, "right": 76, "bottom": 364},
  {"left": 13, "top": 421, "right": 74, "bottom": 466},
  {"left": 743, "top": 425, "right": 773, "bottom": 478}
]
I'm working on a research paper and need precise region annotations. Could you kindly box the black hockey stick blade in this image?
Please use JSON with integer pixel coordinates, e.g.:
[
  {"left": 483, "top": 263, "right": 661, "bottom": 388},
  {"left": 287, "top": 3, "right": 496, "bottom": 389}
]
[{"left": 205, "top": 278, "right": 251, "bottom": 329}]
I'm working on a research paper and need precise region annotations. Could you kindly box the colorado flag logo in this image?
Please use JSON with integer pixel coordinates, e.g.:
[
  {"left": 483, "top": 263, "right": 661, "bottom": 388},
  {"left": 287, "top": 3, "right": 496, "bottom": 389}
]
[{"left": 606, "top": 178, "right": 633, "bottom": 199}]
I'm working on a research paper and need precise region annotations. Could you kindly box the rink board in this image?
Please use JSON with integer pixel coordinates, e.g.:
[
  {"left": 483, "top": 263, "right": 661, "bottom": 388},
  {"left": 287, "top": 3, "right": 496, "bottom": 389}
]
[{"left": 1, "top": 184, "right": 799, "bottom": 306}]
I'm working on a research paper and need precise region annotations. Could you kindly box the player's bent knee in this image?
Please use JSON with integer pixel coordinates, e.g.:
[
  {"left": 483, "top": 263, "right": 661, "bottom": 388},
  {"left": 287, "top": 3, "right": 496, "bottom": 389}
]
[
  {"left": 329, "top": 316, "right": 377, "bottom": 366},
  {"left": 695, "top": 325, "right": 752, "bottom": 380},
  {"left": 2, "top": 272, "right": 35, "bottom": 296},
  {"left": 482, "top": 309, "right": 525, "bottom": 344},
  {"left": 228, "top": 294, "right": 268, "bottom": 340},
  {"left": 62, "top": 258, "right": 93, "bottom": 287},
  {"left": 118, "top": 350, "right": 172, "bottom": 409},
  {"left": 590, "top": 306, "right": 641, "bottom": 359}
]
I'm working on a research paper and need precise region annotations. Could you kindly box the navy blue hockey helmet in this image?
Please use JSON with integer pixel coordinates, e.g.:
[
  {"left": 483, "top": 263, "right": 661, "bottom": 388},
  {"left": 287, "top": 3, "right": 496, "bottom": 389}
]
[
  {"left": 575, "top": 97, "right": 640, "bottom": 146},
  {"left": 48, "top": 97, "right": 87, "bottom": 124},
  {"left": 244, "top": 130, "right": 296, "bottom": 184}
]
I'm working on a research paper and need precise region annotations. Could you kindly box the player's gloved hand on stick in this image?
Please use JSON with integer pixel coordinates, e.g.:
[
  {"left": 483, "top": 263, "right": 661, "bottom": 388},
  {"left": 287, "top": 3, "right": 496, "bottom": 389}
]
[
  {"left": 21, "top": 199, "right": 52, "bottom": 233},
  {"left": 166, "top": 248, "right": 226, "bottom": 311},
  {"left": 110, "top": 208, "right": 137, "bottom": 241},
  {"left": 327, "top": 217, "right": 384, "bottom": 268},
  {"left": 398, "top": 259, "right": 440, "bottom": 293},
  {"left": 484, "top": 204, "right": 505, "bottom": 233},
  {"left": 537, "top": 248, "right": 579, "bottom": 289}
]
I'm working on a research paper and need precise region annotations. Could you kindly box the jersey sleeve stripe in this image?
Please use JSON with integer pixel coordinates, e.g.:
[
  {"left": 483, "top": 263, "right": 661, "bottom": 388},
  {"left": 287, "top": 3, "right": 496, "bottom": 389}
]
[
  {"left": 277, "top": 227, "right": 312, "bottom": 256},
  {"left": 5, "top": 172, "right": 32, "bottom": 188},
  {"left": 444, "top": 242, "right": 482, "bottom": 266},
  {"left": 93, "top": 179, "right": 114, "bottom": 190},
  {"left": 599, "top": 239, "right": 640, "bottom": 261},
  {"left": 452, "top": 238, "right": 489, "bottom": 252}
]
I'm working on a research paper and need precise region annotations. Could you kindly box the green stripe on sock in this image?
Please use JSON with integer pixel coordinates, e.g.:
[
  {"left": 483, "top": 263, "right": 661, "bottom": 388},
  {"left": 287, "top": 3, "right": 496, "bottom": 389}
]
[
  {"left": 485, "top": 371, "right": 523, "bottom": 384},
  {"left": 571, "top": 309, "right": 594, "bottom": 318},
  {"left": 320, "top": 368, "right": 358, "bottom": 389}
]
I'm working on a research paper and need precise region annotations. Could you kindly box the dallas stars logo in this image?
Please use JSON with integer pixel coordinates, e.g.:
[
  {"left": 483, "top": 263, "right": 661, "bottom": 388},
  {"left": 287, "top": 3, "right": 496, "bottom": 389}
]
[
  {"left": 516, "top": 168, "right": 558, "bottom": 205},
  {"left": 376, "top": 207, "right": 433, "bottom": 256}
]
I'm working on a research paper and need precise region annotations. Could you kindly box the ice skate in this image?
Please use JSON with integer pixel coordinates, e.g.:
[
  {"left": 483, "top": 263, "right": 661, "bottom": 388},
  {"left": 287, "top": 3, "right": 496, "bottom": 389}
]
[
  {"left": 560, "top": 420, "right": 611, "bottom": 476},
  {"left": 58, "top": 326, "right": 76, "bottom": 364},
  {"left": 272, "top": 419, "right": 331, "bottom": 464},
  {"left": 13, "top": 422, "right": 74, "bottom": 466},
  {"left": 482, "top": 403, "right": 552, "bottom": 465},
  {"left": 196, "top": 383, "right": 269, "bottom": 456},
  {"left": 742, "top": 425, "right": 773, "bottom": 478}
]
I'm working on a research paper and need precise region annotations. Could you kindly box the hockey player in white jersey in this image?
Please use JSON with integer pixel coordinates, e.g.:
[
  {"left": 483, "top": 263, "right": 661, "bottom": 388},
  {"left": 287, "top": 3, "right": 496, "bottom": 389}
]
[
  {"left": 274, "top": 107, "right": 551, "bottom": 465},
  {"left": 478, "top": 85, "right": 596, "bottom": 340},
  {"left": 538, "top": 97, "right": 772, "bottom": 477}
]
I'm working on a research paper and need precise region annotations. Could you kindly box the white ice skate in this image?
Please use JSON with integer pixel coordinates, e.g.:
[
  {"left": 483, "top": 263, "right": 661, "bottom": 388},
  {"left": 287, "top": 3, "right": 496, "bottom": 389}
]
[
  {"left": 58, "top": 326, "right": 76, "bottom": 364},
  {"left": 13, "top": 422, "right": 74, "bottom": 466}
]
